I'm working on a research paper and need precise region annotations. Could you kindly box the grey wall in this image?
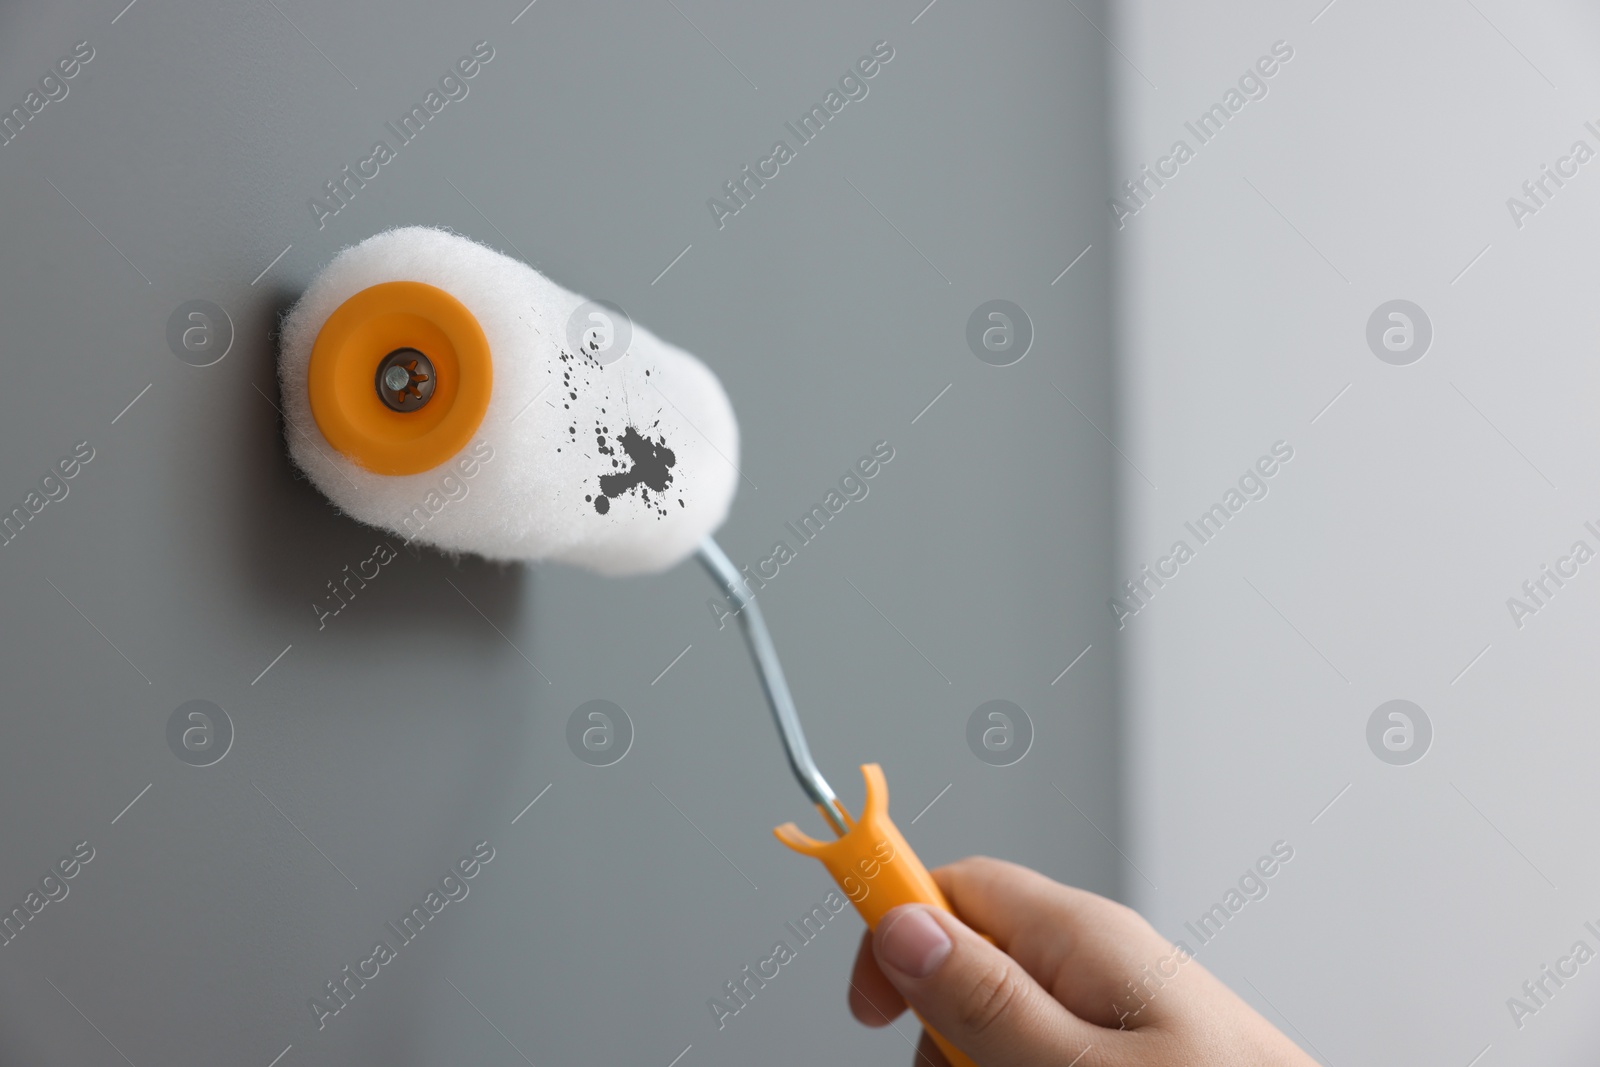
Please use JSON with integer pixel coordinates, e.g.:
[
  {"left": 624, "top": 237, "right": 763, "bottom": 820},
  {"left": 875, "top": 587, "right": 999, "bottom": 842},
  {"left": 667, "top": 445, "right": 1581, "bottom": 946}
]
[
  {"left": 1113, "top": 1, "right": 1600, "bottom": 1064},
  {"left": 0, "top": 2, "right": 1115, "bottom": 1065}
]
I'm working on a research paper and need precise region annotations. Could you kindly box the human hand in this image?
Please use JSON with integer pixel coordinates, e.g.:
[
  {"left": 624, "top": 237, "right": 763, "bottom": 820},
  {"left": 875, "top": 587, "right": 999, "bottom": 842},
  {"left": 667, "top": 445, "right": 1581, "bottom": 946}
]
[{"left": 846, "top": 856, "right": 1317, "bottom": 1066}]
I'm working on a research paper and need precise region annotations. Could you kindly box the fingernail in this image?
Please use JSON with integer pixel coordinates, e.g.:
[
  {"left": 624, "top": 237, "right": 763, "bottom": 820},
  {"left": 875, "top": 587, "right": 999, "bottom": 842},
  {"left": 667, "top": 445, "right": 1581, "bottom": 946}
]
[{"left": 877, "top": 906, "right": 953, "bottom": 978}]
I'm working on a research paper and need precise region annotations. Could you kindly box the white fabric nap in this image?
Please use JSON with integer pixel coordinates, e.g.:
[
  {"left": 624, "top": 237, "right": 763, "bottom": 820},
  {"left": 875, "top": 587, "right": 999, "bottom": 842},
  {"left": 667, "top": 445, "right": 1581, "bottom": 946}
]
[{"left": 278, "top": 226, "right": 739, "bottom": 575}]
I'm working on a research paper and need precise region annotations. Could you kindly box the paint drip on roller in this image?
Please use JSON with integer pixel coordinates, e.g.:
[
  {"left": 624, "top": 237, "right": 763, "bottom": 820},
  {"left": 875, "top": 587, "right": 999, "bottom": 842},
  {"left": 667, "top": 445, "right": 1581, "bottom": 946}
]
[
  {"left": 590, "top": 427, "right": 676, "bottom": 516},
  {"left": 277, "top": 226, "right": 739, "bottom": 576},
  {"left": 553, "top": 348, "right": 680, "bottom": 517}
]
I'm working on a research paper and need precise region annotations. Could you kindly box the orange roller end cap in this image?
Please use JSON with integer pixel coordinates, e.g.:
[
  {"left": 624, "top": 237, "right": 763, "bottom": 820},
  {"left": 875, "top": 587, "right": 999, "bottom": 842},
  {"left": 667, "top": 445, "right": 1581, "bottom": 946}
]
[{"left": 307, "top": 281, "right": 493, "bottom": 475}]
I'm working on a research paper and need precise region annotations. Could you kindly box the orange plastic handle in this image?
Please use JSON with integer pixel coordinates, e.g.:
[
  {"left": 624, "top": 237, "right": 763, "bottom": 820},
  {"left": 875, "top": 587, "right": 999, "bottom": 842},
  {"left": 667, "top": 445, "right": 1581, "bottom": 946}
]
[{"left": 775, "top": 765, "right": 977, "bottom": 1067}]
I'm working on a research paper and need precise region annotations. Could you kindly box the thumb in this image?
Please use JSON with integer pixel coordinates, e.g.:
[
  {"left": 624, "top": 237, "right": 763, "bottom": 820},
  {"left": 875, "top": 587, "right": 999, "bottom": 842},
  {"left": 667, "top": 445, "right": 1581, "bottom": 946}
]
[{"left": 872, "top": 904, "right": 1101, "bottom": 1067}]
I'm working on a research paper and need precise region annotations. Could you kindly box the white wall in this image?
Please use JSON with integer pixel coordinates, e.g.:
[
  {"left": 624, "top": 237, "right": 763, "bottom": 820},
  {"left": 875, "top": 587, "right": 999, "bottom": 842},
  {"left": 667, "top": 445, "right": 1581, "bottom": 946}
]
[{"left": 1112, "top": 1, "right": 1600, "bottom": 1062}]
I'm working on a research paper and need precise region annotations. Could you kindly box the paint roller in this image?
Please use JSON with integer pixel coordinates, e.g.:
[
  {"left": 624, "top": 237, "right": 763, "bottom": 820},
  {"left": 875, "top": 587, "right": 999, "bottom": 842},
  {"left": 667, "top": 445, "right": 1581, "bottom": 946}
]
[{"left": 278, "top": 226, "right": 975, "bottom": 1066}]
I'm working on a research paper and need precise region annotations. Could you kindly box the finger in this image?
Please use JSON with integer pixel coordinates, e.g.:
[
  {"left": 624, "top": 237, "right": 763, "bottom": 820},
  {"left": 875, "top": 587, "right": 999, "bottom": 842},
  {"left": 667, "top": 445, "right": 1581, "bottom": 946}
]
[
  {"left": 913, "top": 1029, "right": 951, "bottom": 1067},
  {"left": 933, "top": 856, "right": 1186, "bottom": 1028},
  {"left": 849, "top": 928, "right": 908, "bottom": 1026},
  {"left": 872, "top": 903, "right": 1118, "bottom": 1067}
]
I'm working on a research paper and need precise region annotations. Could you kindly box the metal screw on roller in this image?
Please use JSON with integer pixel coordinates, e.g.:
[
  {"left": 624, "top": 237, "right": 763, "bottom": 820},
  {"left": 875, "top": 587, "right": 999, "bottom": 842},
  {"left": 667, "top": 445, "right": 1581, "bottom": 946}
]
[{"left": 374, "top": 348, "right": 436, "bottom": 411}]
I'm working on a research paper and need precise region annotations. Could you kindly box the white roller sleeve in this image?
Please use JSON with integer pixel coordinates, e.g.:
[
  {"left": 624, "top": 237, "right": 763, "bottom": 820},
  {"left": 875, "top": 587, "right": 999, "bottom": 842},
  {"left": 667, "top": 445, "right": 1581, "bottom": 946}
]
[{"left": 278, "top": 226, "right": 739, "bottom": 576}]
